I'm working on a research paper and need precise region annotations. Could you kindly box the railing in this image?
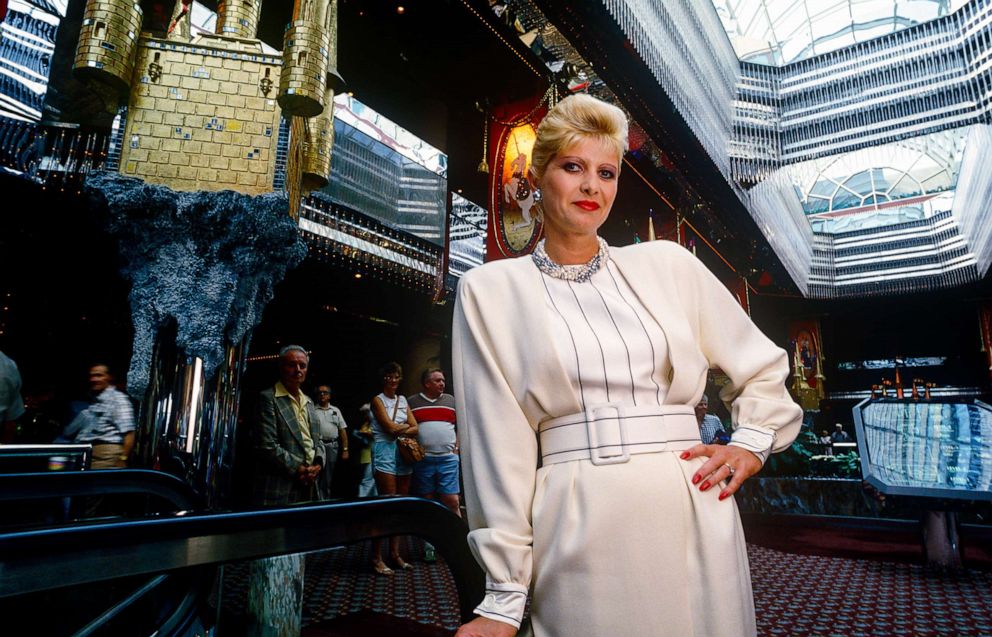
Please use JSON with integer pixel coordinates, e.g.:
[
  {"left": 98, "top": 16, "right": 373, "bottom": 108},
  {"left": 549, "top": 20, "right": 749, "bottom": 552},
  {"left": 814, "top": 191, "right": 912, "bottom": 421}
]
[
  {"left": 0, "top": 470, "right": 483, "bottom": 634},
  {"left": 0, "top": 469, "right": 201, "bottom": 509},
  {"left": 0, "top": 443, "right": 92, "bottom": 472}
]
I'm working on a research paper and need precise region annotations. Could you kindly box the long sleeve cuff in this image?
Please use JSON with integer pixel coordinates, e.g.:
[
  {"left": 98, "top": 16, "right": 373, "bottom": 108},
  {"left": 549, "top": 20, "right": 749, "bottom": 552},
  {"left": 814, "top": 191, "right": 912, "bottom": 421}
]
[
  {"left": 474, "top": 580, "right": 528, "bottom": 629},
  {"left": 729, "top": 425, "right": 775, "bottom": 465}
]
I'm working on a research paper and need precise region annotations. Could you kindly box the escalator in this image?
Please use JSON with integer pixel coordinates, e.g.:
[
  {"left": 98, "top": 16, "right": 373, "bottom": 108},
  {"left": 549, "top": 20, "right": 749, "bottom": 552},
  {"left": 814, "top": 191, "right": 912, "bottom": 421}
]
[{"left": 0, "top": 470, "right": 483, "bottom": 636}]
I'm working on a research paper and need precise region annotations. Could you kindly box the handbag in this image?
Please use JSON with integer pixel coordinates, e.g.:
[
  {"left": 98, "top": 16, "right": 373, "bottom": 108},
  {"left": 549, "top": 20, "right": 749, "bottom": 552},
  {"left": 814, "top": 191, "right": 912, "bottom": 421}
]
[
  {"left": 387, "top": 394, "right": 424, "bottom": 463},
  {"left": 397, "top": 436, "right": 425, "bottom": 463}
]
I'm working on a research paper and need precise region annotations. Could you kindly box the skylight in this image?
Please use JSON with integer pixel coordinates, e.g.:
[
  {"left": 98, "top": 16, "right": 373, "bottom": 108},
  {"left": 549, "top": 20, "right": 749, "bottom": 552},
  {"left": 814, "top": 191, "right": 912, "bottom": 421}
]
[
  {"left": 788, "top": 127, "right": 969, "bottom": 233},
  {"left": 711, "top": 0, "right": 965, "bottom": 66}
]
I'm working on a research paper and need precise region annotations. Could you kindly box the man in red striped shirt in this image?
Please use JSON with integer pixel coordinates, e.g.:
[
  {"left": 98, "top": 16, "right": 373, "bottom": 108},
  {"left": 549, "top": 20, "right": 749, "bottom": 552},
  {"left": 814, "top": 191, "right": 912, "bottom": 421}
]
[{"left": 408, "top": 368, "right": 460, "bottom": 520}]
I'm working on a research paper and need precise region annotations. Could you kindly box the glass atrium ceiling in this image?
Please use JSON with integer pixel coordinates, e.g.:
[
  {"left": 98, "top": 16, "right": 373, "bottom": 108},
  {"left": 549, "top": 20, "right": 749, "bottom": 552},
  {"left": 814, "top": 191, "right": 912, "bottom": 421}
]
[
  {"left": 711, "top": 0, "right": 967, "bottom": 66},
  {"left": 790, "top": 128, "right": 968, "bottom": 233}
]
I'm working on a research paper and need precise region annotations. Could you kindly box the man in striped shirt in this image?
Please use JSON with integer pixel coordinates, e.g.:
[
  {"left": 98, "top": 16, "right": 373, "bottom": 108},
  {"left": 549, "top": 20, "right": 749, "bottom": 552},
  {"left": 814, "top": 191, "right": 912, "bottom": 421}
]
[
  {"left": 68, "top": 364, "right": 136, "bottom": 469},
  {"left": 408, "top": 368, "right": 460, "bottom": 517}
]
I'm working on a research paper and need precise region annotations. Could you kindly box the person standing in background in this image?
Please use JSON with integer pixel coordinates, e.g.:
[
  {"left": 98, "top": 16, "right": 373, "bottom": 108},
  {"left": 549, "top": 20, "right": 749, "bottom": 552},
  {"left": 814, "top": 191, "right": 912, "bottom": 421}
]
[
  {"left": 409, "top": 367, "right": 460, "bottom": 562},
  {"left": 408, "top": 368, "right": 460, "bottom": 515},
  {"left": 62, "top": 364, "right": 135, "bottom": 469},
  {"left": 694, "top": 394, "right": 725, "bottom": 445},
  {"left": 246, "top": 345, "right": 324, "bottom": 637},
  {"left": 251, "top": 345, "right": 325, "bottom": 506},
  {"left": 354, "top": 403, "right": 377, "bottom": 497},
  {"left": 369, "top": 361, "right": 419, "bottom": 575},
  {"left": 314, "top": 384, "right": 348, "bottom": 500},
  {"left": 57, "top": 363, "right": 136, "bottom": 517},
  {"left": 831, "top": 423, "right": 851, "bottom": 444}
]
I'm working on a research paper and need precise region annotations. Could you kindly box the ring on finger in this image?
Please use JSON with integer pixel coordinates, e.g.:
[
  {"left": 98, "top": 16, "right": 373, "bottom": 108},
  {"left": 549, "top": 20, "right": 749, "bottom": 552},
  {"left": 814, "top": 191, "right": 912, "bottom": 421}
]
[{"left": 723, "top": 462, "right": 735, "bottom": 476}]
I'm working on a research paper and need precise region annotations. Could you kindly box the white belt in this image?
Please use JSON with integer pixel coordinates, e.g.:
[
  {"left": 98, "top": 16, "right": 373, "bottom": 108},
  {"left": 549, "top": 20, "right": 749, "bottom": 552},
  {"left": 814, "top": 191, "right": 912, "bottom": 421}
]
[{"left": 539, "top": 404, "right": 700, "bottom": 466}]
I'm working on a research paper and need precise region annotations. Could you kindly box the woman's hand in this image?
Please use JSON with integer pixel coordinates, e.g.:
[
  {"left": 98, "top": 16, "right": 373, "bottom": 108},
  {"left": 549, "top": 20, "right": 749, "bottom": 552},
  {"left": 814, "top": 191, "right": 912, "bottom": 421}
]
[
  {"left": 455, "top": 617, "right": 518, "bottom": 637},
  {"left": 680, "top": 444, "right": 762, "bottom": 501},
  {"left": 404, "top": 407, "right": 419, "bottom": 437}
]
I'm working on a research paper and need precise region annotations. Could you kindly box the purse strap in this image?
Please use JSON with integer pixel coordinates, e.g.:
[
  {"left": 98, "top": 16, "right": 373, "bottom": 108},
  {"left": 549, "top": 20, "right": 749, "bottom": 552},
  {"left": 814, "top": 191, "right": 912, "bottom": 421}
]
[
  {"left": 391, "top": 395, "right": 400, "bottom": 422},
  {"left": 379, "top": 394, "right": 401, "bottom": 435}
]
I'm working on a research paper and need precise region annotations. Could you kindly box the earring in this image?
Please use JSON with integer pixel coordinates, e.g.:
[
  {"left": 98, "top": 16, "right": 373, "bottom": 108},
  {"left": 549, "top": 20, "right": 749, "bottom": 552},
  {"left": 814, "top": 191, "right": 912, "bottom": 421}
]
[{"left": 533, "top": 188, "right": 542, "bottom": 203}]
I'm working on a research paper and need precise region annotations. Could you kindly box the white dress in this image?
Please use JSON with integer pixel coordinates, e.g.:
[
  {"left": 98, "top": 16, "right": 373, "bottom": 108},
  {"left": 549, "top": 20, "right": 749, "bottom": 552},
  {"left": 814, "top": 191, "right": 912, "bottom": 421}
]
[
  {"left": 452, "top": 240, "right": 802, "bottom": 637},
  {"left": 525, "top": 261, "right": 754, "bottom": 637},
  {"left": 541, "top": 260, "right": 672, "bottom": 409}
]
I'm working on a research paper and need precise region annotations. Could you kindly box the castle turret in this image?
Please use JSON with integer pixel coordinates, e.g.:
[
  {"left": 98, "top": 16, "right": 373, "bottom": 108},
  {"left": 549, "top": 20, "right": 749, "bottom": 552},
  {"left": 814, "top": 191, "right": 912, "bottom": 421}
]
[
  {"left": 73, "top": 0, "right": 142, "bottom": 100},
  {"left": 302, "top": 0, "right": 339, "bottom": 189},
  {"left": 216, "top": 0, "right": 262, "bottom": 39},
  {"left": 277, "top": 15, "right": 329, "bottom": 117}
]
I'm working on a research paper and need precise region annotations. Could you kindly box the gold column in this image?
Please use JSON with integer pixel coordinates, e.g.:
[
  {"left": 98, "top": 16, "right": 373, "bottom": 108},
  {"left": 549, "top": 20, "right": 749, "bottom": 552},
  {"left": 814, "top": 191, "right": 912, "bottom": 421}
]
[
  {"left": 73, "top": 0, "right": 142, "bottom": 100},
  {"left": 286, "top": 118, "right": 306, "bottom": 219},
  {"left": 301, "top": 91, "right": 334, "bottom": 190},
  {"left": 322, "top": 0, "right": 344, "bottom": 90},
  {"left": 278, "top": 0, "right": 330, "bottom": 118},
  {"left": 216, "top": 0, "right": 262, "bottom": 39},
  {"left": 301, "top": 0, "right": 338, "bottom": 190}
]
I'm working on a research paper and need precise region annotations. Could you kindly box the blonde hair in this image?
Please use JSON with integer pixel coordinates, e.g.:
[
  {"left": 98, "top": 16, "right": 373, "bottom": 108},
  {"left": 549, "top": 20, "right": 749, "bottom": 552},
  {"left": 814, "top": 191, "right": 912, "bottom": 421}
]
[{"left": 530, "top": 94, "right": 629, "bottom": 183}]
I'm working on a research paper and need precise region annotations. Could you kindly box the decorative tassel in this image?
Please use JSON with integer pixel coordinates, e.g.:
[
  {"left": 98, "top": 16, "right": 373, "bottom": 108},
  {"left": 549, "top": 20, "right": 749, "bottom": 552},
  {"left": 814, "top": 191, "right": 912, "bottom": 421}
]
[{"left": 478, "top": 110, "right": 490, "bottom": 174}]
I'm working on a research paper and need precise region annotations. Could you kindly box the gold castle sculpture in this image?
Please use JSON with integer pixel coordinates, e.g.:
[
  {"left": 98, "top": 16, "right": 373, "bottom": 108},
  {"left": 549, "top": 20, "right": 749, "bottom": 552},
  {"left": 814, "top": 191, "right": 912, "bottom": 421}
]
[{"left": 71, "top": 0, "right": 340, "bottom": 198}]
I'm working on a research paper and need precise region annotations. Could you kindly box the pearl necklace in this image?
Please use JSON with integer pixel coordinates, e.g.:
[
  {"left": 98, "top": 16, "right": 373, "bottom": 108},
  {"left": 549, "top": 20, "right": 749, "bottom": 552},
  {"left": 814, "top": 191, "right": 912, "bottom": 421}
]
[{"left": 531, "top": 237, "right": 609, "bottom": 283}]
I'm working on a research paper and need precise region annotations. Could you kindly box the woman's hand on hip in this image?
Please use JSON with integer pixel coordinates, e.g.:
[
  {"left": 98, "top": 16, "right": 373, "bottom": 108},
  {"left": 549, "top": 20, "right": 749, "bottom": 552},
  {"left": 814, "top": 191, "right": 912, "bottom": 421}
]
[
  {"left": 455, "top": 617, "right": 518, "bottom": 637},
  {"left": 680, "top": 444, "right": 762, "bottom": 501}
]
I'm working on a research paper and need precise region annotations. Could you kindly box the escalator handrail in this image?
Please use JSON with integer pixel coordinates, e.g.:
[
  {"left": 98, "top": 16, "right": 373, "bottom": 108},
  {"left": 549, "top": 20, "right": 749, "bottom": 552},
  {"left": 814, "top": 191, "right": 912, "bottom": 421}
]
[
  {"left": 0, "top": 496, "right": 485, "bottom": 623},
  {"left": 0, "top": 469, "right": 209, "bottom": 635},
  {"left": 0, "top": 469, "right": 203, "bottom": 510}
]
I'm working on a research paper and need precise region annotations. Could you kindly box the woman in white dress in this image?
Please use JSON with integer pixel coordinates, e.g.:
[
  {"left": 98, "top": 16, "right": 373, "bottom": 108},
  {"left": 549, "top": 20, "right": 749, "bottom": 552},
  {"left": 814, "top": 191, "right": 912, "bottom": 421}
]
[{"left": 452, "top": 94, "right": 802, "bottom": 637}]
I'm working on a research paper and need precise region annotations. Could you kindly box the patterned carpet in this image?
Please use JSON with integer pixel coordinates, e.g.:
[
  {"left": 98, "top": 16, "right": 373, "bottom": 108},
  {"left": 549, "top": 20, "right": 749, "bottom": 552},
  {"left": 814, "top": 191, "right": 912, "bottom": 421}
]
[
  {"left": 222, "top": 540, "right": 992, "bottom": 636},
  {"left": 221, "top": 537, "right": 462, "bottom": 633},
  {"left": 749, "top": 545, "right": 992, "bottom": 637},
  {"left": 302, "top": 538, "right": 461, "bottom": 630}
]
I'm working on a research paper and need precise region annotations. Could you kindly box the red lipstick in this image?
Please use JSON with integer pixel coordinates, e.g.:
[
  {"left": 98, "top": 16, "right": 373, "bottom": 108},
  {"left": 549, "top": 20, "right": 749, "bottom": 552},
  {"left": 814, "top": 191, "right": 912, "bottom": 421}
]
[{"left": 575, "top": 200, "right": 600, "bottom": 211}]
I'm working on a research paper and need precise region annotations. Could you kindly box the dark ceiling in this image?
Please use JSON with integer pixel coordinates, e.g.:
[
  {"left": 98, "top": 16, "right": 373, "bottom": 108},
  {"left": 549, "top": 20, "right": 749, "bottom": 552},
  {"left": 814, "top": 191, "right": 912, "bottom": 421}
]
[{"left": 255, "top": 0, "right": 546, "bottom": 211}]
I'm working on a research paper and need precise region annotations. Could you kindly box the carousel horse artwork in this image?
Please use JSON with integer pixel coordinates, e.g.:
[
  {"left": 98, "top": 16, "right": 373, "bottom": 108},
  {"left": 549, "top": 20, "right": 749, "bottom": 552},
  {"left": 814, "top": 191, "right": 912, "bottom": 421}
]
[{"left": 503, "top": 146, "right": 536, "bottom": 231}]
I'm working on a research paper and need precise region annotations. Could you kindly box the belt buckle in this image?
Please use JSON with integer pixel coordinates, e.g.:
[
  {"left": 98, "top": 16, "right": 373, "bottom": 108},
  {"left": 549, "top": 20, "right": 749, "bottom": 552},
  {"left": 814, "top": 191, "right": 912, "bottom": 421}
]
[{"left": 585, "top": 403, "right": 630, "bottom": 465}]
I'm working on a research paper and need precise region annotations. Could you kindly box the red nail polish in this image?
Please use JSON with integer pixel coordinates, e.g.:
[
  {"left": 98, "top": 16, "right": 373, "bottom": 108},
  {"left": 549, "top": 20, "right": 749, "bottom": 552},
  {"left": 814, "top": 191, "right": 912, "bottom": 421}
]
[
  {"left": 700, "top": 481, "right": 710, "bottom": 491},
  {"left": 718, "top": 492, "right": 729, "bottom": 501},
  {"left": 680, "top": 451, "right": 690, "bottom": 460},
  {"left": 692, "top": 474, "right": 701, "bottom": 485}
]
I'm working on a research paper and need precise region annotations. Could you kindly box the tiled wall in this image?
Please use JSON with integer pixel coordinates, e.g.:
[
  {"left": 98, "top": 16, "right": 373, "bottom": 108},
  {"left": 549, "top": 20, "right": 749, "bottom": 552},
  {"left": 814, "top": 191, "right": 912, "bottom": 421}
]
[{"left": 119, "top": 35, "right": 282, "bottom": 194}]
